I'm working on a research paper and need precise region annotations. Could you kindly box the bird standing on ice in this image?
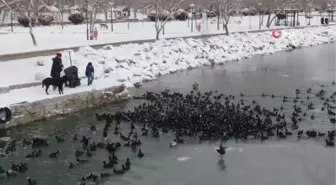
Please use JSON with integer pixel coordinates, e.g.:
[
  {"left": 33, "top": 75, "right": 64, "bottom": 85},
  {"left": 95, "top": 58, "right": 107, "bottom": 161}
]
[{"left": 216, "top": 143, "right": 227, "bottom": 156}]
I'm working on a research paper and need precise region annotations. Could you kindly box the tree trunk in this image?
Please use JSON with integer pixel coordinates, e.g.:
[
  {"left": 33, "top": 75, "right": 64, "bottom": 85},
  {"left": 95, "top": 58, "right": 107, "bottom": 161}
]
[
  {"left": 134, "top": 7, "right": 137, "bottom": 19},
  {"left": 29, "top": 19, "right": 37, "bottom": 46},
  {"left": 266, "top": 12, "right": 272, "bottom": 28},
  {"left": 155, "top": 20, "right": 161, "bottom": 40},
  {"left": 104, "top": 9, "right": 108, "bottom": 21},
  {"left": 224, "top": 24, "right": 229, "bottom": 35},
  {"left": 1, "top": 10, "right": 7, "bottom": 23},
  {"left": 267, "top": 15, "right": 277, "bottom": 28}
]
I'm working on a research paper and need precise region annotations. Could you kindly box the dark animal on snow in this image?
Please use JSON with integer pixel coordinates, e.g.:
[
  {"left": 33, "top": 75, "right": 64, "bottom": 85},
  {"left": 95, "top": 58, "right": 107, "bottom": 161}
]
[
  {"left": 100, "top": 23, "right": 108, "bottom": 29},
  {"left": 42, "top": 76, "right": 67, "bottom": 95}
]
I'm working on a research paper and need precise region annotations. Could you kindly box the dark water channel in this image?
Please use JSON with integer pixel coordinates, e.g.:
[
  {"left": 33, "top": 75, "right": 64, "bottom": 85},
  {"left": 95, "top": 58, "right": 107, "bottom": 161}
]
[{"left": 0, "top": 44, "right": 335, "bottom": 185}]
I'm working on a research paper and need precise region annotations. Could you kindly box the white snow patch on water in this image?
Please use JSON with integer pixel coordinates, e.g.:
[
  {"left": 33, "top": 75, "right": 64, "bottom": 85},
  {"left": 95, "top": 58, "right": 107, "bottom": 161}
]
[
  {"left": 177, "top": 156, "right": 191, "bottom": 161},
  {"left": 280, "top": 72, "right": 290, "bottom": 77}
]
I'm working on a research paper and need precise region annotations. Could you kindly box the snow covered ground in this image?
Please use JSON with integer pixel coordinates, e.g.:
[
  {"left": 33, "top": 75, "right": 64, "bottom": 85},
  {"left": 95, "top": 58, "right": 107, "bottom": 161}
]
[
  {"left": 0, "top": 26, "right": 335, "bottom": 107},
  {"left": 0, "top": 15, "right": 328, "bottom": 55}
]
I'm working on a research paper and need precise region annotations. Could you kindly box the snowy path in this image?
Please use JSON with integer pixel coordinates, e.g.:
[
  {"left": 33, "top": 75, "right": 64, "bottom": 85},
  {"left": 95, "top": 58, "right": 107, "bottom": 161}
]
[{"left": 0, "top": 15, "right": 326, "bottom": 55}]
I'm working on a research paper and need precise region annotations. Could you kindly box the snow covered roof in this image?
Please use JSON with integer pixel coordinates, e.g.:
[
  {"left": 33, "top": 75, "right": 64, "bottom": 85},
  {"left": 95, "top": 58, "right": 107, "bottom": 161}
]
[
  {"left": 38, "top": 5, "right": 60, "bottom": 12},
  {"left": 115, "top": 5, "right": 127, "bottom": 11},
  {"left": 64, "top": 5, "right": 80, "bottom": 11}
]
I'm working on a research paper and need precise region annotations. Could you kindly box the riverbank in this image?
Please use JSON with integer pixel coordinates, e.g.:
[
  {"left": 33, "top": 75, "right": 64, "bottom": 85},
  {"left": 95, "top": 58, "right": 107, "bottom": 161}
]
[
  {"left": 0, "top": 85, "right": 129, "bottom": 129},
  {"left": 0, "top": 26, "right": 335, "bottom": 129}
]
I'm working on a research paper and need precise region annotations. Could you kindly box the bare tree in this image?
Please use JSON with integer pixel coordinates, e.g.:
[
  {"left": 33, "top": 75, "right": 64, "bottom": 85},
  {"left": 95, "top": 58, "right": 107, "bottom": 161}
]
[
  {"left": 259, "top": 0, "right": 296, "bottom": 28},
  {"left": 85, "top": 0, "right": 104, "bottom": 39},
  {"left": 220, "top": 0, "right": 241, "bottom": 35},
  {"left": 1, "top": 0, "right": 40, "bottom": 45},
  {"left": 153, "top": 0, "right": 184, "bottom": 40}
]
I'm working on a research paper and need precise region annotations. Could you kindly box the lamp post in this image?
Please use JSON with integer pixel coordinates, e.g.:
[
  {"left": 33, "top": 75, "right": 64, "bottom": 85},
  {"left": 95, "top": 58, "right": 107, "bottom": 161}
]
[
  {"left": 86, "top": 0, "right": 89, "bottom": 40},
  {"left": 10, "top": 11, "right": 13, "bottom": 32},
  {"left": 308, "top": 3, "right": 311, "bottom": 25},
  {"left": 190, "top": 4, "right": 195, "bottom": 32},
  {"left": 258, "top": 2, "right": 263, "bottom": 29},
  {"left": 109, "top": 2, "right": 114, "bottom": 31},
  {"left": 217, "top": 0, "right": 220, "bottom": 30}
]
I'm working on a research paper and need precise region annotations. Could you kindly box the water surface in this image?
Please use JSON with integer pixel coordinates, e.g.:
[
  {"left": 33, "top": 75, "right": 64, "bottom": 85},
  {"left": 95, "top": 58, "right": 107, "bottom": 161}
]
[{"left": 0, "top": 43, "right": 335, "bottom": 185}]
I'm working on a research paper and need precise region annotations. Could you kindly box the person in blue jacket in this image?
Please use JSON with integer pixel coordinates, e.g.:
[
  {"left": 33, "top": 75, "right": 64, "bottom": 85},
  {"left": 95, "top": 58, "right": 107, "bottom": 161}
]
[{"left": 85, "top": 62, "right": 94, "bottom": 86}]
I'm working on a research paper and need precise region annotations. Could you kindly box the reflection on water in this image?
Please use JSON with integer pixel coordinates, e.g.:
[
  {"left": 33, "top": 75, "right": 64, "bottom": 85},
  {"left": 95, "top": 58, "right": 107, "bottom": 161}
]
[{"left": 0, "top": 44, "right": 335, "bottom": 185}]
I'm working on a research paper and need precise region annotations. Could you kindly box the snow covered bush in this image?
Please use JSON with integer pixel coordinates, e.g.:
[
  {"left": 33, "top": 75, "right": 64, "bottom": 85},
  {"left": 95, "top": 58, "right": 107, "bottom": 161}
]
[
  {"left": 35, "top": 73, "right": 46, "bottom": 81},
  {"left": 175, "top": 9, "right": 188, "bottom": 21},
  {"left": 68, "top": 13, "right": 84, "bottom": 25},
  {"left": 38, "top": 13, "right": 54, "bottom": 26},
  {"left": 36, "top": 59, "right": 44, "bottom": 66},
  {"left": 206, "top": 11, "right": 217, "bottom": 18},
  {"left": 147, "top": 10, "right": 172, "bottom": 22},
  {"left": 17, "top": 15, "right": 36, "bottom": 27}
]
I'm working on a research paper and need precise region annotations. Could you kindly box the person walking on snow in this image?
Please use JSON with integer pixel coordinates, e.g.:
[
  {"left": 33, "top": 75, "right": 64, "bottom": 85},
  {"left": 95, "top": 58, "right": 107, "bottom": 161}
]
[
  {"left": 85, "top": 62, "right": 94, "bottom": 86},
  {"left": 51, "top": 52, "right": 64, "bottom": 79}
]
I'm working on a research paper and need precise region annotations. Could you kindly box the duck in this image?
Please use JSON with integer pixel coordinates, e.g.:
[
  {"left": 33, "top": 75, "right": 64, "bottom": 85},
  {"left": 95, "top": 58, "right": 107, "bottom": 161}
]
[
  {"left": 55, "top": 136, "right": 65, "bottom": 143},
  {"left": 138, "top": 149, "right": 144, "bottom": 158},
  {"left": 77, "top": 158, "right": 89, "bottom": 164},
  {"left": 122, "top": 164, "right": 130, "bottom": 171},
  {"left": 6, "top": 170, "right": 17, "bottom": 178},
  {"left": 103, "top": 161, "right": 114, "bottom": 168},
  {"left": 100, "top": 172, "right": 111, "bottom": 178},
  {"left": 27, "top": 177, "right": 37, "bottom": 185},
  {"left": 73, "top": 134, "right": 78, "bottom": 141},
  {"left": 216, "top": 143, "right": 226, "bottom": 155},
  {"left": 113, "top": 168, "right": 124, "bottom": 175},
  {"left": 125, "top": 158, "right": 131, "bottom": 167},
  {"left": 75, "top": 150, "right": 84, "bottom": 157},
  {"left": 111, "top": 153, "right": 118, "bottom": 161},
  {"left": 69, "top": 162, "right": 74, "bottom": 169},
  {"left": 325, "top": 139, "right": 334, "bottom": 147},
  {"left": 49, "top": 150, "right": 60, "bottom": 158},
  {"left": 170, "top": 141, "right": 177, "bottom": 147},
  {"left": 86, "top": 149, "right": 93, "bottom": 157},
  {"left": 26, "top": 151, "right": 36, "bottom": 158},
  {"left": 22, "top": 138, "right": 32, "bottom": 146}
]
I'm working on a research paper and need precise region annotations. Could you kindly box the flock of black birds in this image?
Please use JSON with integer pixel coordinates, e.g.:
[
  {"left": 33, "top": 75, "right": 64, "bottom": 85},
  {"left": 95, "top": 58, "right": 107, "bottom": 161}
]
[{"left": 0, "top": 81, "right": 335, "bottom": 185}]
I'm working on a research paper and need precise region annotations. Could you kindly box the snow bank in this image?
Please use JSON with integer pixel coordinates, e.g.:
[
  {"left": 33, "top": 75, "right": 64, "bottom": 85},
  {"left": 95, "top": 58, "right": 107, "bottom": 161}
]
[
  {"left": 0, "top": 26, "right": 335, "bottom": 107},
  {"left": 0, "top": 26, "right": 334, "bottom": 128},
  {"left": 56, "top": 26, "right": 336, "bottom": 85}
]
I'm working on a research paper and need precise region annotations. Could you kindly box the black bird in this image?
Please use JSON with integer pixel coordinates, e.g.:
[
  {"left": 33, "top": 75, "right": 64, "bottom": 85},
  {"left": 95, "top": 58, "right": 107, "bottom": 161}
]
[
  {"left": 113, "top": 168, "right": 124, "bottom": 175},
  {"left": 103, "top": 161, "right": 114, "bottom": 168},
  {"left": 49, "top": 150, "right": 60, "bottom": 158},
  {"left": 111, "top": 153, "right": 118, "bottom": 161},
  {"left": 100, "top": 172, "right": 110, "bottom": 178},
  {"left": 325, "top": 139, "right": 334, "bottom": 147},
  {"left": 55, "top": 136, "right": 65, "bottom": 143},
  {"left": 122, "top": 164, "right": 130, "bottom": 171},
  {"left": 216, "top": 143, "right": 226, "bottom": 155},
  {"left": 77, "top": 158, "right": 89, "bottom": 164},
  {"left": 73, "top": 134, "right": 78, "bottom": 141},
  {"left": 6, "top": 171, "right": 17, "bottom": 178},
  {"left": 86, "top": 149, "right": 93, "bottom": 157},
  {"left": 125, "top": 158, "right": 131, "bottom": 167},
  {"left": 27, "top": 177, "right": 37, "bottom": 185},
  {"left": 75, "top": 150, "right": 84, "bottom": 157},
  {"left": 69, "top": 162, "right": 74, "bottom": 169},
  {"left": 138, "top": 149, "right": 144, "bottom": 158},
  {"left": 22, "top": 138, "right": 32, "bottom": 146}
]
